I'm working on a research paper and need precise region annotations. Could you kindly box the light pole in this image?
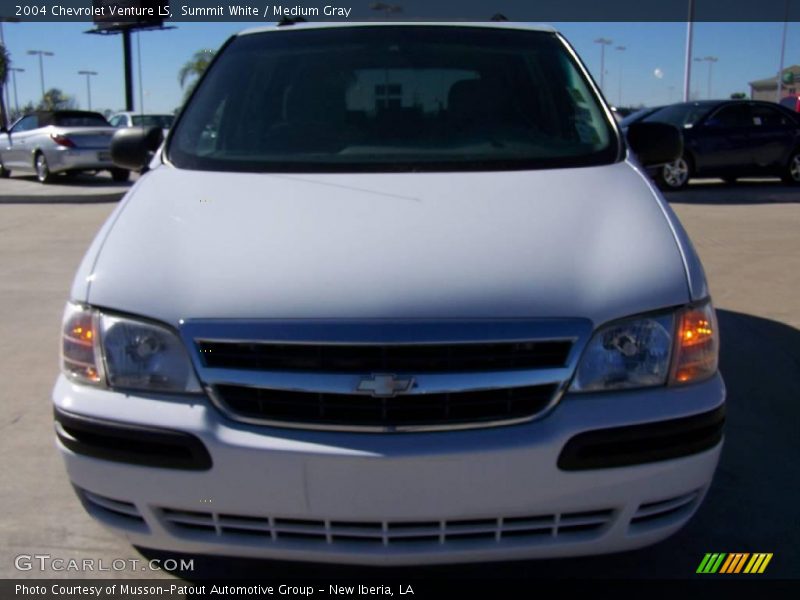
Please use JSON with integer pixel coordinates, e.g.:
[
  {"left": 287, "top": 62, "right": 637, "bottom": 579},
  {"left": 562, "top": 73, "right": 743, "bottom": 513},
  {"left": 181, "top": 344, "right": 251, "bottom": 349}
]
[
  {"left": 615, "top": 45, "right": 626, "bottom": 106},
  {"left": 694, "top": 56, "right": 718, "bottom": 99},
  {"left": 776, "top": 0, "right": 791, "bottom": 102},
  {"left": 27, "top": 49, "right": 54, "bottom": 101},
  {"left": 594, "top": 38, "right": 613, "bottom": 95},
  {"left": 9, "top": 67, "right": 23, "bottom": 114},
  {"left": 684, "top": 0, "right": 695, "bottom": 101},
  {"left": 78, "top": 70, "right": 97, "bottom": 110}
]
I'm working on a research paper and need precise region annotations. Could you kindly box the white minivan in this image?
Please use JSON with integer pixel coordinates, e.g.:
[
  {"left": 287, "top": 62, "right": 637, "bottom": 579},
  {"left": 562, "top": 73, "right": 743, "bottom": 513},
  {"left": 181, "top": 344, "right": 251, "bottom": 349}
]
[{"left": 54, "top": 22, "right": 725, "bottom": 565}]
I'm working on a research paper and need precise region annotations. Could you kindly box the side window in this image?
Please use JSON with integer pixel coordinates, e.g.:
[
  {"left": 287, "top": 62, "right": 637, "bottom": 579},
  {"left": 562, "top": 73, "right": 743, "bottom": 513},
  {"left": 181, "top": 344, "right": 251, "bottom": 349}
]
[
  {"left": 109, "top": 116, "right": 122, "bottom": 128},
  {"left": 706, "top": 105, "right": 751, "bottom": 128},
  {"left": 751, "top": 105, "right": 790, "bottom": 127},
  {"left": 11, "top": 115, "right": 38, "bottom": 133}
]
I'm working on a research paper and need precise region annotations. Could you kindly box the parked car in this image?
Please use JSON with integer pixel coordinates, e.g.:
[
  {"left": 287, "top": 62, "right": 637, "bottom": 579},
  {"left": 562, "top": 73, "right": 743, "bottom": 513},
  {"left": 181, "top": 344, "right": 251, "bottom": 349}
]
[
  {"left": 641, "top": 100, "right": 800, "bottom": 189},
  {"left": 620, "top": 105, "right": 664, "bottom": 129},
  {"left": 54, "top": 22, "right": 724, "bottom": 566},
  {"left": 0, "top": 110, "right": 129, "bottom": 183},
  {"left": 779, "top": 94, "right": 800, "bottom": 112},
  {"left": 108, "top": 111, "right": 174, "bottom": 138}
]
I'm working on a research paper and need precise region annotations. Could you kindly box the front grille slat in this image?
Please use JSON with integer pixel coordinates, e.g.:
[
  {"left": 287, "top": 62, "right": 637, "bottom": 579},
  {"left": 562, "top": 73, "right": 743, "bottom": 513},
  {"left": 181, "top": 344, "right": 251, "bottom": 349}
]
[
  {"left": 215, "top": 384, "right": 558, "bottom": 429},
  {"left": 160, "top": 508, "right": 615, "bottom": 546},
  {"left": 199, "top": 340, "right": 573, "bottom": 373}
]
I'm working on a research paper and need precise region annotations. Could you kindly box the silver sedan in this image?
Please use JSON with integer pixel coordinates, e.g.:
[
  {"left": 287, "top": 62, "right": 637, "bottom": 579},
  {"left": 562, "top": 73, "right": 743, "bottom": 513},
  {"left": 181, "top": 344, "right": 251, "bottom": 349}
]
[{"left": 0, "top": 110, "right": 129, "bottom": 183}]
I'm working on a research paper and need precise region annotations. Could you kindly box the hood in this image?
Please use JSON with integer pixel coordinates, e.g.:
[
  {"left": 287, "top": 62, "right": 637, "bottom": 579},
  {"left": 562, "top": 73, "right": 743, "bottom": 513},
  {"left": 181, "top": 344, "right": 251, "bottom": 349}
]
[{"left": 83, "top": 162, "right": 689, "bottom": 327}]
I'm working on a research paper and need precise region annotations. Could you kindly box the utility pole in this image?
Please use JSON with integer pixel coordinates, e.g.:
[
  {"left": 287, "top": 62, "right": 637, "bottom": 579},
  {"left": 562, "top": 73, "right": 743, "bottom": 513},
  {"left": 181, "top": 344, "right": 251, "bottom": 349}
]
[
  {"left": 594, "top": 38, "right": 613, "bottom": 95},
  {"left": 78, "top": 70, "right": 98, "bottom": 110},
  {"left": 615, "top": 45, "right": 626, "bottom": 106},
  {"left": 684, "top": 0, "right": 695, "bottom": 101},
  {"left": 9, "top": 67, "right": 23, "bottom": 114},
  {"left": 27, "top": 49, "right": 54, "bottom": 101},
  {"left": 777, "top": 0, "right": 791, "bottom": 102}
]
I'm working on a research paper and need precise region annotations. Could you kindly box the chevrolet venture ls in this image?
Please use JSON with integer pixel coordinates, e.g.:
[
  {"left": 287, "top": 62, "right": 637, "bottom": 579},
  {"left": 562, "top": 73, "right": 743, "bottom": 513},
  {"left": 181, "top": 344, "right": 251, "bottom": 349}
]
[{"left": 54, "top": 23, "right": 726, "bottom": 565}]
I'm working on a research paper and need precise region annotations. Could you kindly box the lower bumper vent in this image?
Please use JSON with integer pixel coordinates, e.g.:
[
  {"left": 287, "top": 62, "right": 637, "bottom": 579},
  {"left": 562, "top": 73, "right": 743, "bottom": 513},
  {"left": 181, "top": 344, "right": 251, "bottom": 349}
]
[{"left": 159, "top": 508, "right": 615, "bottom": 547}]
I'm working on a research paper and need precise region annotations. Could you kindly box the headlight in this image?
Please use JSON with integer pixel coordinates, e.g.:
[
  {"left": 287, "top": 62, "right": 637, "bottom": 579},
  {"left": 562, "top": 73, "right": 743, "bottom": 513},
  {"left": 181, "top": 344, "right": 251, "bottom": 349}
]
[
  {"left": 61, "top": 303, "right": 202, "bottom": 393},
  {"left": 570, "top": 300, "right": 719, "bottom": 392}
]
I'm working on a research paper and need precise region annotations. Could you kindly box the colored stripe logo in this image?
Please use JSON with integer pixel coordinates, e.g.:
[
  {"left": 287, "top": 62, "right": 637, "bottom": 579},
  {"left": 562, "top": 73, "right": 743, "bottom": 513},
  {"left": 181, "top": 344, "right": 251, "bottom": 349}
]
[{"left": 697, "top": 553, "right": 773, "bottom": 574}]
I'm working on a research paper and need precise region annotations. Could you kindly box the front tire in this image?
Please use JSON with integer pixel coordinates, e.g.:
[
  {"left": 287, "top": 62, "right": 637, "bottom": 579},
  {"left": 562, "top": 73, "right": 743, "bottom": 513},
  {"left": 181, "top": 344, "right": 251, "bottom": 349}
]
[
  {"left": 782, "top": 151, "right": 800, "bottom": 185},
  {"left": 34, "top": 153, "right": 54, "bottom": 184},
  {"left": 110, "top": 168, "right": 130, "bottom": 183},
  {"left": 657, "top": 155, "right": 691, "bottom": 190}
]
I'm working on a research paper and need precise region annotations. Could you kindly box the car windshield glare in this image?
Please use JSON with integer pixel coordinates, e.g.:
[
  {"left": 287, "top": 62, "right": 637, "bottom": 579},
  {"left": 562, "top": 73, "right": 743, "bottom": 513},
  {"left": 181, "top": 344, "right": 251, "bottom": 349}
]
[{"left": 168, "top": 26, "right": 617, "bottom": 173}]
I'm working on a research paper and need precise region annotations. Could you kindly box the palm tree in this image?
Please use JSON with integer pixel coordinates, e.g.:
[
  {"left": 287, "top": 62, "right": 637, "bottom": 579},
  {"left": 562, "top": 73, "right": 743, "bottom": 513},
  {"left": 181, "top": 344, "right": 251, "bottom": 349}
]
[
  {"left": 0, "top": 44, "right": 10, "bottom": 128},
  {"left": 178, "top": 49, "right": 216, "bottom": 90}
]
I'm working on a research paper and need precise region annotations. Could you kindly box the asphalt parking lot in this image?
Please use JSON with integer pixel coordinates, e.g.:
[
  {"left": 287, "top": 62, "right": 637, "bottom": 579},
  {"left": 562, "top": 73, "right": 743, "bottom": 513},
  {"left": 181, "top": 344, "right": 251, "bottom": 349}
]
[{"left": 0, "top": 175, "right": 798, "bottom": 581}]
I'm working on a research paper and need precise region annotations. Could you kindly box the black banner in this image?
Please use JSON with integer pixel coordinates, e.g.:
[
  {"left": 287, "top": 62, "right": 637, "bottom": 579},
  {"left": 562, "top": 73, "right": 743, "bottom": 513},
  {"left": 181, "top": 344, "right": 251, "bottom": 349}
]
[
  {"left": 4, "top": 579, "right": 800, "bottom": 600},
  {"left": 6, "top": 0, "right": 800, "bottom": 23}
]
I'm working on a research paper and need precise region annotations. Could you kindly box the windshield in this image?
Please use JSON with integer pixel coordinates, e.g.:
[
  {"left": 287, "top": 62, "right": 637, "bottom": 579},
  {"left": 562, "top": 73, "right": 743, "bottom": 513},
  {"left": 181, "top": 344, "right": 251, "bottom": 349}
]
[
  {"left": 53, "top": 113, "right": 109, "bottom": 127},
  {"left": 169, "top": 26, "right": 617, "bottom": 173},
  {"left": 643, "top": 103, "right": 714, "bottom": 128},
  {"left": 620, "top": 106, "right": 661, "bottom": 127},
  {"left": 132, "top": 114, "right": 174, "bottom": 128}
]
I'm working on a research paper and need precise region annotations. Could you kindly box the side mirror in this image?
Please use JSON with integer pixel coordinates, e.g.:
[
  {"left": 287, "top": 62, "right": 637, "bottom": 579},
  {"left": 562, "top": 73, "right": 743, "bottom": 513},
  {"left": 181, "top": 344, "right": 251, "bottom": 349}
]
[
  {"left": 0, "top": 126, "right": 8, "bottom": 134},
  {"left": 625, "top": 122, "right": 683, "bottom": 167},
  {"left": 111, "top": 126, "right": 164, "bottom": 171}
]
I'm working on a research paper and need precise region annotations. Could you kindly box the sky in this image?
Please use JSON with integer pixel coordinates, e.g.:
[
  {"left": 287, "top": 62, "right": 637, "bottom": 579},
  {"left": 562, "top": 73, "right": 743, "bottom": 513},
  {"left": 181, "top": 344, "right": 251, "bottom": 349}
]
[{"left": 1, "top": 20, "right": 798, "bottom": 115}]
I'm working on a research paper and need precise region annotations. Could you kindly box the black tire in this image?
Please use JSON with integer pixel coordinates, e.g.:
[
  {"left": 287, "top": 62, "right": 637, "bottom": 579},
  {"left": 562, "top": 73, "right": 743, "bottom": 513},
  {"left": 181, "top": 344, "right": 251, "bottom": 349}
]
[
  {"left": 656, "top": 155, "right": 692, "bottom": 190},
  {"left": 110, "top": 168, "right": 130, "bottom": 183},
  {"left": 0, "top": 160, "right": 10, "bottom": 178},
  {"left": 34, "top": 152, "right": 54, "bottom": 184},
  {"left": 782, "top": 151, "right": 800, "bottom": 185}
]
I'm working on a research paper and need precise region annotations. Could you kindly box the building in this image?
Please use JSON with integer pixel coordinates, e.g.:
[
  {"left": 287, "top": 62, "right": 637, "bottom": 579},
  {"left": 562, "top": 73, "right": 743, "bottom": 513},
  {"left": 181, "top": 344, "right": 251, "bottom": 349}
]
[{"left": 749, "top": 65, "right": 800, "bottom": 101}]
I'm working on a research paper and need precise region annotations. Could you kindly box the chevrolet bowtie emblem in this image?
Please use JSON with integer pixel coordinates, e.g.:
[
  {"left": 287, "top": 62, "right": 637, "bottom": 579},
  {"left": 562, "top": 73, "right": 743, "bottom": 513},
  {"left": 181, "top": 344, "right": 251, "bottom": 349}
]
[{"left": 356, "top": 374, "right": 415, "bottom": 398}]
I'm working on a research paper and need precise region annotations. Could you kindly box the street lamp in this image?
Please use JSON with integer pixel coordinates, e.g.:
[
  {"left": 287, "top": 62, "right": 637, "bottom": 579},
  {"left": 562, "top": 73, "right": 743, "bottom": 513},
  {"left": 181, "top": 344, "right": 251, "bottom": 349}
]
[
  {"left": 27, "top": 49, "right": 54, "bottom": 100},
  {"left": 694, "top": 56, "right": 719, "bottom": 99},
  {"left": 615, "top": 45, "right": 626, "bottom": 106},
  {"left": 594, "top": 38, "right": 613, "bottom": 94},
  {"left": 78, "top": 70, "right": 98, "bottom": 111},
  {"left": 9, "top": 67, "right": 23, "bottom": 114}
]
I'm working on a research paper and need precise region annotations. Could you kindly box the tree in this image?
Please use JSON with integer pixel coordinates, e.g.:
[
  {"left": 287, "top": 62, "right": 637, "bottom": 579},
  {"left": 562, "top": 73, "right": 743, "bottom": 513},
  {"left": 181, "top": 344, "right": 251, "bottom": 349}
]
[
  {"left": 37, "top": 88, "right": 76, "bottom": 111},
  {"left": 178, "top": 49, "right": 216, "bottom": 101},
  {"left": 730, "top": 92, "right": 747, "bottom": 100},
  {"left": 0, "top": 44, "right": 9, "bottom": 128}
]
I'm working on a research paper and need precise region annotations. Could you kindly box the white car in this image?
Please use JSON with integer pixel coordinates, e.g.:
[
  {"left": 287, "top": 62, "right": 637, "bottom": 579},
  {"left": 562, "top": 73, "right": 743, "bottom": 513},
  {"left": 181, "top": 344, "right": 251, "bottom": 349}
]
[
  {"left": 0, "top": 110, "right": 128, "bottom": 183},
  {"left": 54, "top": 22, "right": 725, "bottom": 566},
  {"left": 108, "top": 112, "right": 174, "bottom": 139}
]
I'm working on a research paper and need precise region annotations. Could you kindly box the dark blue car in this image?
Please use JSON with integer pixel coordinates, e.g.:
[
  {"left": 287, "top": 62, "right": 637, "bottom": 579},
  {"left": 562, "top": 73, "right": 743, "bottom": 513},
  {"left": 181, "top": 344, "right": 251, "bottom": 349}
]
[{"left": 640, "top": 100, "right": 800, "bottom": 189}]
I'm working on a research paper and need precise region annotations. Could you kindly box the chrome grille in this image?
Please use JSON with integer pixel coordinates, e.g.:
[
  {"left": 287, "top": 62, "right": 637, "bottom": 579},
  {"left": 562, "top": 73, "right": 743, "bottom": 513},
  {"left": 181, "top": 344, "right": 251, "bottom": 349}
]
[
  {"left": 198, "top": 340, "right": 572, "bottom": 372},
  {"left": 215, "top": 383, "right": 557, "bottom": 428},
  {"left": 181, "top": 319, "right": 591, "bottom": 432},
  {"left": 160, "top": 508, "right": 614, "bottom": 546}
]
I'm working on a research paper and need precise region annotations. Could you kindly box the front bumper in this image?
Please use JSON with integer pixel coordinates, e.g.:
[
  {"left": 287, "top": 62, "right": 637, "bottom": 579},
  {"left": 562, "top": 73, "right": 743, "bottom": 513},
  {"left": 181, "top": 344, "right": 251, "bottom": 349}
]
[{"left": 52, "top": 373, "right": 725, "bottom": 565}]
